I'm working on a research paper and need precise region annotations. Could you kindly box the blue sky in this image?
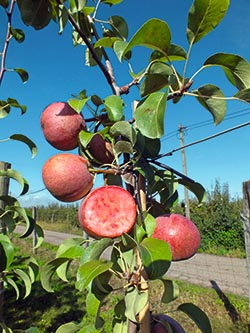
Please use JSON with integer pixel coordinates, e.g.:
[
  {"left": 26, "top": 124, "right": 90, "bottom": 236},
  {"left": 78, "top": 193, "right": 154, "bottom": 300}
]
[{"left": 1, "top": 0, "right": 250, "bottom": 207}]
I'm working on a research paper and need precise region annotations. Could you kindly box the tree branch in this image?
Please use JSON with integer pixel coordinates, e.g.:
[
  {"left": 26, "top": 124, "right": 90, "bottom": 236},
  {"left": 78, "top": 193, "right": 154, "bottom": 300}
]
[{"left": 0, "top": 0, "right": 15, "bottom": 86}]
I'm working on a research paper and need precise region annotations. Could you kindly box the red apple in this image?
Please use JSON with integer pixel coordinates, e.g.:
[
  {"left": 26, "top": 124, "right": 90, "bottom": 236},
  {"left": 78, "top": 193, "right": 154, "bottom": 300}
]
[
  {"left": 87, "top": 134, "right": 114, "bottom": 165},
  {"left": 152, "top": 213, "right": 200, "bottom": 261},
  {"left": 151, "top": 322, "right": 168, "bottom": 333},
  {"left": 42, "top": 153, "right": 93, "bottom": 202},
  {"left": 152, "top": 314, "right": 186, "bottom": 333},
  {"left": 40, "top": 102, "right": 86, "bottom": 151},
  {"left": 78, "top": 185, "right": 137, "bottom": 238}
]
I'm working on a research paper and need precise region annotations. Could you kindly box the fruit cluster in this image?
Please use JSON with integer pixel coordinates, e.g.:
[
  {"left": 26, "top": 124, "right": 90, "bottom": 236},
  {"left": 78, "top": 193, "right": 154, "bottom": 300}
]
[{"left": 41, "top": 102, "right": 200, "bottom": 261}]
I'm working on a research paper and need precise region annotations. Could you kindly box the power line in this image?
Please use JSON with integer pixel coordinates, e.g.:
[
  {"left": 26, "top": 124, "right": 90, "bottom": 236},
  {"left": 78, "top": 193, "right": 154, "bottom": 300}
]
[
  {"left": 162, "top": 106, "right": 250, "bottom": 141},
  {"left": 152, "top": 120, "right": 250, "bottom": 161}
]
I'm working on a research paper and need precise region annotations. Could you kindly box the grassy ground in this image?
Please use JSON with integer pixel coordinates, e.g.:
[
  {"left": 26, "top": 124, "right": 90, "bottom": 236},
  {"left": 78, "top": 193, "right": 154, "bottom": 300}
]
[{"left": 3, "top": 235, "right": 250, "bottom": 333}]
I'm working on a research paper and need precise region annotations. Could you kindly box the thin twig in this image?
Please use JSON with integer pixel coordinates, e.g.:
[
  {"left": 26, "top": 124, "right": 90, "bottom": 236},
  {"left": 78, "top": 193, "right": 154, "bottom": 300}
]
[{"left": 0, "top": 0, "right": 15, "bottom": 86}]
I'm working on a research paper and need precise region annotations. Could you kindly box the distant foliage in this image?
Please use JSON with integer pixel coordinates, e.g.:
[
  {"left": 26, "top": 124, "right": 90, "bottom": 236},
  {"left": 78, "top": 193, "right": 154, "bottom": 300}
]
[
  {"left": 174, "top": 180, "right": 245, "bottom": 253},
  {"left": 32, "top": 203, "right": 80, "bottom": 228}
]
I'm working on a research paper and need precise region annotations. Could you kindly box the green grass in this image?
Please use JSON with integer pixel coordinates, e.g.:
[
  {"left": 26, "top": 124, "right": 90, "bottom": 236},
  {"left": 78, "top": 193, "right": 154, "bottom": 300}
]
[{"left": 3, "top": 236, "right": 250, "bottom": 333}]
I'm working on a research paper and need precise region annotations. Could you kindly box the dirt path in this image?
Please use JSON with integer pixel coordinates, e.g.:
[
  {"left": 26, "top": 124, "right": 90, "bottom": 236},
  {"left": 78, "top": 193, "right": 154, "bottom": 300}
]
[{"left": 15, "top": 226, "right": 249, "bottom": 297}]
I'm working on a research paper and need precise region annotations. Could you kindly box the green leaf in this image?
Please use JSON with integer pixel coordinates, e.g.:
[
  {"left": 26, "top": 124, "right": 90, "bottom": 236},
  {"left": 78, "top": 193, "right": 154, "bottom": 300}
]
[
  {"left": 203, "top": 53, "right": 250, "bottom": 90},
  {"left": 14, "top": 209, "right": 35, "bottom": 237},
  {"left": 101, "top": 0, "right": 123, "bottom": 4},
  {"left": 124, "top": 288, "right": 148, "bottom": 322},
  {"left": 10, "top": 27, "right": 25, "bottom": 43},
  {"left": 115, "top": 18, "right": 171, "bottom": 61},
  {"left": 108, "top": 15, "right": 128, "bottom": 39},
  {"left": 193, "top": 84, "right": 226, "bottom": 125},
  {"left": 6, "top": 97, "right": 27, "bottom": 114},
  {"left": 178, "top": 179, "right": 206, "bottom": 203},
  {"left": 33, "top": 223, "right": 44, "bottom": 249},
  {"left": 134, "top": 91, "right": 167, "bottom": 139},
  {"left": 76, "top": 260, "right": 112, "bottom": 291},
  {"left": 140, "top": 62, "right": 173, "bottom": 97},
  {"left": 114, "top": 140, "right": 133, "bottom": 155},
  {"left": 57, "top": 4, "right": 68, "bottom": 34},
  {"left": 187, "top": 0, "right": 230, "bottom": 44},
  {"left": 69, "top": 0, "right": 86, "bottom": 13},
  {"left": 85, "top": 47, "right": 102, "bottom": 66},
  {"left": 150, "top": 44, "right": 187, "bottom": 62},
  {"left": 234, "top": 88, "right": 250, "bottom": 103},
  {"left": 68, "top": 97, "right": 89, "bottom": 112},
  {"left": 15, "top": 67, "right": 28, "bottom": 82},
  {"left": 56, "top": 237, "right": 85, "bottom": 258},
  {"left": 0, "top": 169, "right": 29, "bottom": 195},
  {"left": 5, "top": 277, "right": 20, "bottom": 299},
  {"left": 178, "top": 303, "right": 212, "bottom": 333},
  {"left": 80, "top": 238, "right": 114, "bottom": 263},
  {"left": 16, "top": 0, "right": 52, "bottom": 30},
  {"left": 55, "top": 322, "right": 81, "bottom": 333},
  {"left": 40, "top": 257, "right": 71, "bottom": 292},
  {"left": 161, "top": 279, "right": 179, "bottom": 304},
  {"left": 104, "top": 95, "right": 124, "bottom": 121},
  {"left": 14, "top": 268, "right": 32, "bottom": 298},
  {"left": 9, "top": 134, "right": 37, "bottom": 158},
  {"left": 139, "top": 238, "right": 171, "bottom": 280},
  {"left": 95, "top": 36, "right": 120, "bottom": 48},
  {"left": 110, "top": 121, "right": 137, "bottom": 145},
  {"left": 0, "top": 234, "right": 15, "bottom": 272}
]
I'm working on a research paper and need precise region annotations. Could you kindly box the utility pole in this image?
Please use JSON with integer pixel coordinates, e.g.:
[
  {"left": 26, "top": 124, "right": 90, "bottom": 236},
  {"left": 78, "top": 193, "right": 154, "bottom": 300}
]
[{"left": 178, "top": 125, "right": 190, "bottom": 219}]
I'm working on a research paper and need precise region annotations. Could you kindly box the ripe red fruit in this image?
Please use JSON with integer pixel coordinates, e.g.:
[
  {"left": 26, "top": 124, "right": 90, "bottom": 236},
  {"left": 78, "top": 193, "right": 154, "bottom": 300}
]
[
  {"left": 40, "top": 102, "right": 86, "bottom": 151},
  {"left": 152, "top": 213, "right": 200, "bottom": 261},
  {"left": 88, "top": 134, "right": 114, "bottom": 165},
  {"left": 151, "top": 322, "right": 168, "bottom": 333},
  {"left": 151, "top": 314, "right": 186, "bottom": 333},
  {"left": 78, "top": 185, "right": 137, "bottom": 238},
  {"left": 42, "top": 153, "right": 93, "bottom": 202}
]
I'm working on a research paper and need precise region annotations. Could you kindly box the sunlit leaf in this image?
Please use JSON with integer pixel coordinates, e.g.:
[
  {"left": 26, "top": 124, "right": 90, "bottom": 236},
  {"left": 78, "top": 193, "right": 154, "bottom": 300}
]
[
  {"left": 115, "top": 18, "right": 171, "bottom": 61},
  {"left": 178, "top": 303, "right": 212, "bottom": 333},
  {"left": 55, "top": 322, "right": 81, "bottom": 333},
  {"left": 9, "top": 134, "right": 37, "bottom": 158},
  {"left": 193, "top": 84, "right": 226, "bottom": 125},
  {"left": 80, "top": 238, "right": 114, "bottom": 263},
  {"left": 14, "top": 268, "right": 32, "bottom": 298},
  {"left": 187, "top": 0, "right": 230, "bottom": 44},
  {"left": 203, "top": 53, "right": 250, "bottom": 90},
  {"left": 124, "top": 288, "right": 148, "bottom": 322},
  {"left": 234, "top": 88, "right": 250, "bottom": 103},
  {"left": 104, "top": 95, "right": 124, "bottom": 121},
  {"left": 85, "top": 47, "right": 102, "bottom": 66},
  {"left": 95, "top": 36, "right": 120, "bottom": 48},
  {"left": 68, "top": 97, "right": 89, "bottom": 112},
  {"left": 40, "top": 257, "right": 71, "bottom": 292},
  {"left": 139, "top": 237, "right": 171, "bottom": 280},
  {"left": 0, "top": 169, "right": 29, "bottom": 195},
  {"left": 134, "top": 91, "right": 168, "bottom": 138},
  {"left": 76, "top": 260, "right": 112, "bottom": 291},
  {"left": 7, "top": 97, "right": 27, "bottom": 114},
  {"left": 33, "top": 223, "right": 44, "bottom": 248},
  {"left": 5, "top": 277, "right": 20, "bottom": 299},
  {"left": 10, "top": 27, "right": 25, "bottom": 43},
  {"left": 101, "top": 0, "right": 123, "bottom": 4},
  {"left": 69, "top": 0, "right": 86, "bottom": 13}
]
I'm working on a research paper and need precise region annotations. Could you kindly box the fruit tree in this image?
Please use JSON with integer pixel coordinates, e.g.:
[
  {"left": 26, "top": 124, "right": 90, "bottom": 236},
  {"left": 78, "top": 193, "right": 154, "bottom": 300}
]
[{"left": 1, "top": 0, "right": 250, "bottom": 332}]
